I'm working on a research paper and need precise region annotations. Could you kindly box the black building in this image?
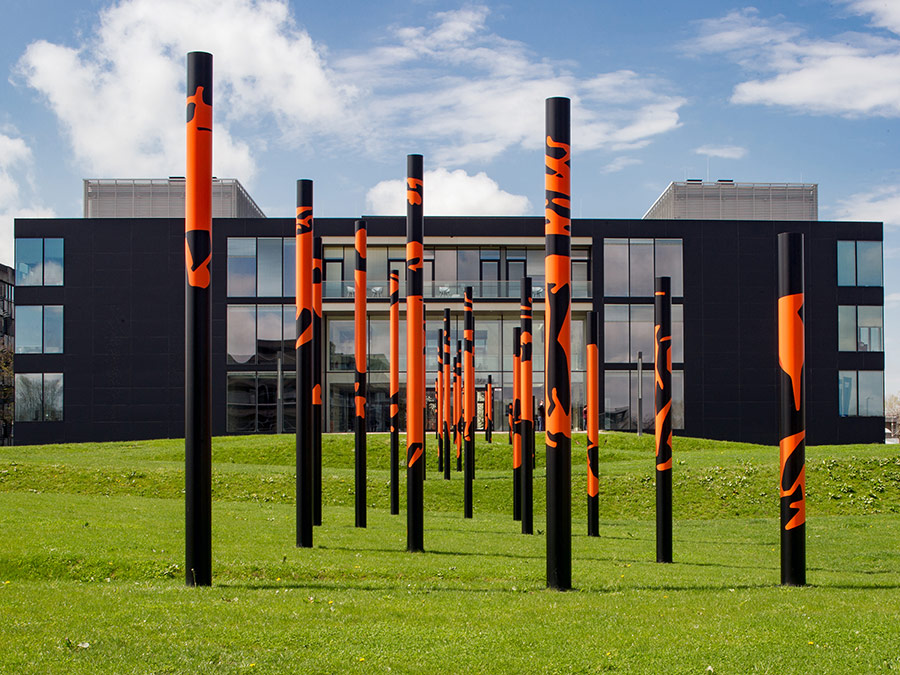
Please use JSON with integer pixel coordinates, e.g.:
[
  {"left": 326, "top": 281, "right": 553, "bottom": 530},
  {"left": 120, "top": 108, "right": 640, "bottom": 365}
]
[{"left": 13, "top": 215, "right": 883, "bottom": 445}]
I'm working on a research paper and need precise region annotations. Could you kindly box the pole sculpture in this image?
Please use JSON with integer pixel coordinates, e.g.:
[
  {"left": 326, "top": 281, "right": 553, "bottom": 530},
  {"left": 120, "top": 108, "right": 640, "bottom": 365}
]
[
  {"left": 443, "top": 309, "right": 452, "bottom": 480},
  {"left": 520, "top": 277, "right": 534, "bottom": 535},
  {"left": 777, "top": 232, "right": 806, "bottom": 586},
  {"left": 423, "top": 315, "right": 428, "bottom": 481},
  {"left": 463, "top": 286, "right": 475, "bottom": 518},
  {"left": 389, "top": 269, "right": 401, "bottom": 515},
  {"left": 455, "top": 340, "right": 463, "bottom": 472},
  {"left": 486, "top": 375, "right": 493, "bottom": 443},
  {"left": 655, "top": 276, "right": 673, "bottom": 563},
  {"left": 185, "top": 51, "right": 213, "bottom": 586},
  {"left": 295, "top": 180, "right": 314, "bottom": 549},
  {"left": 586, "top": 310, "right": 600, "bottom": 537},
  {"left": 512, "top": 326, "right": 522, "bottom": 521},
  {"left": 354, "top": 220, "right": 368, "bottom": 528},
  {"left": 544, "top": 96, "right": 572, "bottom": 590},
  {"left": 406, "top": 155, "right": 425, "bottom": 552},
  {"left": 508, "top": 401, "right": 513, "bottom": 445},
  {"left": 437, "top": 332, "right": 444, "bottom": 473},
  {"left": 313, "top": 235, "right": 323, "bottom": 526}
]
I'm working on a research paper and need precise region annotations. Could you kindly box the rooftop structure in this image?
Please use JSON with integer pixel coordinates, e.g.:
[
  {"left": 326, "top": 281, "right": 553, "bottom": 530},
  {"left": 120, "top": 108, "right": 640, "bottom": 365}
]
[
  {"left": 644, "top": 180, "right": 818, "bottom": 221},
  {"left": 83, "top": 178, "right": 265, "bottom": 219}
]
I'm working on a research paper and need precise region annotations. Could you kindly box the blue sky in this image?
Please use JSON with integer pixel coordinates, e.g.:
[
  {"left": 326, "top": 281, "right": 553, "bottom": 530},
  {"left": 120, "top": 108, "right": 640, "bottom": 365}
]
[{"left": 2, "top": 0, "right": 899, "bottom": 394}]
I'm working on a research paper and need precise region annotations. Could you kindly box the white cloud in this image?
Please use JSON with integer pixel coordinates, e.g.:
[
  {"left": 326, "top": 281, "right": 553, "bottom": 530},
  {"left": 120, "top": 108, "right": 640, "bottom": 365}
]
[
  {"left": 688, "top": 6, "right": 900, "bottom": 117},
  {"left": 365, "top": 168, "right": 531, "bottom": 216},
  {"left": 0, "top": 133, "right": 55, "bottom": 265},
  {"left": 694, "top": 144, "right": 748, "bottom": 159},
  {"left": 834, "top": 184, "right": 900, "bottom": 226},
  {"left": 601, "top": 157, "right": 642, "bottom": 174}
]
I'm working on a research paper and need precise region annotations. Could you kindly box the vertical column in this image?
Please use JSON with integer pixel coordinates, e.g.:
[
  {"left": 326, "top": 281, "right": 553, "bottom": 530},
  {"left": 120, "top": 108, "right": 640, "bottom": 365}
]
[
  {"left": 520, "top": 277, "right": 534, "bottom": 535},
  {"left": 185, "top": 50, "right": 213, "bottom": 587},
  {"left": 455, "top": 340, "right": 463, "bottom": 472},
  {"left": 313, "top": 236, "right": 323, "bottom": 526},
  {"left": 544, "top": 96, "right": 572, "bottom": 590},
  {"left": 437, "top": 331, "right": 444, "bottom": 472},
  {"left": 777, "top": 232, "right": 806, "bottom": 586},
  {"left": 512, "top": 326, "right": 522, "bottom": 521},
  {"left": 389, "top": 270, "right": 401, "bottom": 515},
  {"left": 586, "top": 310, "right": 600, "bottom": 537},
  {"left": 295, "top": 180, "right": 314, "bottom": 549},
  {"left": 406, "top": 154, "right": 425, "bottom": 552},
  {"left": 486, "top": 375, "right": 493, "bottom": 443},
  {"left": 654, "top": 276, "right": 673, "bottom": 563},
  {"left": 443, "top": 309, "right": 452, "bottom": 480},
  {"left": 354, "top": 220, "right": 368, "bottom": 528},
  {"left": 463, "top": 287, "right": 475, "bottom": 518}
]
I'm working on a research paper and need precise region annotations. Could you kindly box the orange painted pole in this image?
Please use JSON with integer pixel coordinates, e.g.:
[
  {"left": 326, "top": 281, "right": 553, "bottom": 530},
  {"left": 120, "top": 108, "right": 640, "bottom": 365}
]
[
  {"left": 485, "top": 375, "right": 493, "bottom": 443},
  {"left": 437, "top": 334, "right": 443, "bottom": 473},
  {"left": 654, "top": 276, "right": 673, "bottom": 562},
  {"left": 778, "top": 232, "right": 806, "bottom": 586},
  {"left": 406, "top": 155, "right": 425, "bottom": 552},
  {"left": 455, "top": 340, "right": 462, "bottom": 472},
  {"left": 464, "top": 286, "right": 475, "bottom": 518},
  {"left": 443, "top": 309, "right": 452, "bottom": 480},
  {"left": 313, "top": 235, "right": 323, "bottom": 526},
  {"left": 354, "top": 219, "right": 367, "bottom": 528},
  {"left": 295, "top": 179, "right": 314, "bottom": 549},
  {"left": 389, "top": 269, "right": 400, "bottom": 515},
  {"left": 512, "top": 326, "right": 522, "bottom": 521},
  {"left": 544, "top": 96, "right": 572, "bottom": 589},
  {"left": 185, "top": 51, "right": 213, "bottom": 586},
  {"left": 520, "top": 277, "right": 534, "bottom": 535},
  {"left": 586, "top": 310, "right": 599, "bottom": 537}
]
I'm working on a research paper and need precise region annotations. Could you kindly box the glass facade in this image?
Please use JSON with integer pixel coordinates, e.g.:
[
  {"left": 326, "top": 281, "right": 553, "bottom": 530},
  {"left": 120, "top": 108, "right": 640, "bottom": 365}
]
[
  {"left": 838, "top": 241, "right": 883, "bottom": 287},
  {"left": 839, "top": 370, "right": 883, "bottom": 417},
  {"left": 15, "top": 238, "right": 64, "bottom": 286},
  {"left": 604, "top": 238, "right": 683, "bottom": 296},
  {"left": 15, "top": 373, "right": 63, "bottom": 421},
  {"left": 838, "top": 305, "right": 883, "bottom": 352},
  {"left": 15, "top": 306, "right": 63, "bottom": 355}
]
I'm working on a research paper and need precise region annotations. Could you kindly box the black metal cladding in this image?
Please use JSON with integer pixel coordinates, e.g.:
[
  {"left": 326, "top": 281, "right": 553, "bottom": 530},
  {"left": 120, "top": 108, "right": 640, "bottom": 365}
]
[{"left": 12, "top": 215, "right": 882, "bottom": 447}]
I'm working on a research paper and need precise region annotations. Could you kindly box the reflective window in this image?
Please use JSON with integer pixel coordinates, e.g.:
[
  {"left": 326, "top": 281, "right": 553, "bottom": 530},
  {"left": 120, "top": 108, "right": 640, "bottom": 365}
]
[
  {"left": 257, "top": 305, "right": 282, "bottom": 364},
  {"left": 858, "top": 371, "right": 884, "bottom": 416},
  {"left": 257, "top": 238, "right": 282, "bottom": 297},
  {"left": 227, "top": 372, "right": 256, "bottom": 432},
  {"left": 837, "top": 241, "right": 856, "bottom": 286},
  {"left": 369, "top": 246, "right": 388, "bottom": 282},
  {"left": 527, "top": 248, "right": 545, "bottom": 283},
  {"left": 44, "top": 306, "right": 63, "bottom": 354},
  {"left": 672, "top": 371, "right": 685, "bottom": 430},
  {"left": 603, "top": 239, "right": 629, "bottom": 296},
  {"left": 857, "top": 306, "right": 883, "bottom": 352},
  {"left": 257, "top": 373, "right": 278, "bottom": 433},
  {"left": 43, "top": 239, "right": 64, "bottom": 286},
  {"left": 476, "top": 318, "right": 501, "bottom": 372},
  {"left": 603, "top": 371, "right": 630, "bottom": 430},
  {"left": 838, "top": 371, "right": 857, "bottom": 416},
  {"left": 227, "top": 238, "right": 256, "bottom": 296},
  {"left": 282, "top": 305, "right": 296, "bottom": 366},
  {"left": 434, "top": 249, "right": 457, "bottom": 281},
  {"left": 15, "top": 306, "right": 42, "bottom": 354},
  {"left": 604, "top": 305, "right": 629, "bottom": 363},
  {"left": 630, "top": 305, "right": 654, "bottom": 363},
  {"left": 672, "top": 304, "right": 684, "bottom": 363},
  {"left": 227, "top": 305, "right": 256, "bottom": 364},
  {"left": 630, "top": 369, "right": 654, "bottom": 430},
  {"left": 329, "top": 319, "right": 355, "bottom": 371},
  {"left": 856, "top": 241, "right": 883, "bottom": 287},
  {"left": 15, "top": 239, "right": 43, "bottom": 286},
  {"left": 838, "top": 306, "right": 857, "bottom": 352},
  {"left": 655, "top": 239, "right": 683, "bottom": 296},
  {"left": 629, "top": 239, "right": 654, "bottom": 297},
  {"left": 571, "top": 316, "right": 586, "bottom": 372},
  {"left": 283, "top": 237, "right": 296, "bottom": 299},
  {"left": 458, "top": 249, "right": 479, "bottom": 281},
  {"left": 15, "top": 373, "right": 63, "bottom": 421}
]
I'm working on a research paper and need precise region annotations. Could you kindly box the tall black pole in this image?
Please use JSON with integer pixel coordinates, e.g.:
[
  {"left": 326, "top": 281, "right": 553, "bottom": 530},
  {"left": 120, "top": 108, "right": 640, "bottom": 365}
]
[
  {"left": 486, "top": 375, "right": 493, "bottom": 443},
  {"left": 456, "top": 340, "right": 463, "bottom": 472},
  {"left": 654, "top": 276, "right": 673, "bottom": 563},
  {"left": 354, "top": 219, "right": 367, "bottom": 528},
  {"left": 313, "top": 235, "right": 323, "bottom": 526},
  {"left": 778, "top": 232, "right": 806, "bottom": 586},
  {"left": 185, "top": 51, "right": 213, "bottom": 587},
  {"left": 586, "top": 310, "right": 599, "bottom": 537},
  {"left": 463, "top": 286, "right": 475, "bottom": 519},
  {"left": 437, "top": 329, "right": 444, "bottom": 474},
  {"left": 295, "top": 180, "right": 314, "bottom": 549},
  {"left": 512, "top": 326, "right": 522, "bottom": 521},
  {"left": 406, "top": 155, "right": 425, "bottom": 552},
  {"left": 443, "top": 309, "right": 452, "bottom": 480},
  {"left": 544, "top": 96, "right": 572, "bottom": 589},
  {"left": 520, "top": 277, "right": 534, "bottom": 535},
  {"left": 389, "top": 270, "right": 400, "bottom": 515}
]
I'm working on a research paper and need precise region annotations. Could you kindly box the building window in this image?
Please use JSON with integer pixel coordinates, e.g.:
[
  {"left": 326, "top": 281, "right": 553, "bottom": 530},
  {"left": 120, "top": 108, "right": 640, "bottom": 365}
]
[
  {"left": 226, "top": 371, "right": 296, "bottom": 433},
  {"left": 227, "top": 238, "right": 256, "bottom": 296},
  {"left": 15, "top": 373, "right": 63, "bottom": 421},
  {"left": 227, "top": 305, "right": 256, "bottom": 364},
  {"left": 256, "top": 238, "right": 283, "bottom": 297},
  {"left": 837, "top": 241, "right": 883, "bottom": 287},
  {"left": 15, "top": 238, "right": 64, "bottom": 286},
  {"left": 15, "top": 306, "right": 63, "bottom": 354},
  {"left": 604, "top": 238, "right": 683, "bottom": 297},
  {"left": 838, "top": 370, "right": 883, "bottom": 417},
  {"left": 838, "top": 305, "right": 883, "bottom": 352}
]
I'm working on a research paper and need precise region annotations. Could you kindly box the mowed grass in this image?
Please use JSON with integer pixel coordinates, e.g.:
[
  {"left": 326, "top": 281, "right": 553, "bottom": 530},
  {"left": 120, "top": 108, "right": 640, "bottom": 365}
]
[{"left": 1, "top": 432, "right": 899, "bottom": 673}]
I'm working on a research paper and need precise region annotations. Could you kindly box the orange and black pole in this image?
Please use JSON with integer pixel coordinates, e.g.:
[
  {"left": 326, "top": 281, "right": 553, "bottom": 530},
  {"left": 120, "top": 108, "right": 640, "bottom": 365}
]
[
  {"left": 544, "top": 96, "right": 572, "bottom": 589},
  {"left": 295, "top": 179, "right": 314, "bottom": 549},
  {"left": 406, "top": 154, "right": 425, "bottom": 552},
  {"left": 443, "top": 309, "right": 452, "bottom": 480},
  {"left": 654, "top": 276, "right": 673, "bottom": 563},
  {"left": 586, "top": 310, "right": 600, "bottom": 537},
  {"left": 313, "top": 235, "right": 323, "bottom": 526},
  {"left": 389, "top": 269, "right": 400, "bottom": 515},
  {"left": 437, "top": 331, "right": 444, "bottom": 473},
  {"left": 455, "top": 340, "right": 463, "bottom": 472},
  {"left": 520, "top": 277, "right": 534, "bottom": 535},
  {"left": 354, "top": 219, "right": 368, "bottom": 528},
  {"left": 512, "top": 326, "right": 522, "bottom": 521},
  {"left": 778, "top": 232, "right": 806, "bottom": 586},
  {"left": 185, "top": 51, "right": 213, "bottom": 586},
  {"left": 464, "top": 286, "right": 475, "bottom": 518},
  {"left": 485, "top": 375, "right": 493, "bottom": 443}
]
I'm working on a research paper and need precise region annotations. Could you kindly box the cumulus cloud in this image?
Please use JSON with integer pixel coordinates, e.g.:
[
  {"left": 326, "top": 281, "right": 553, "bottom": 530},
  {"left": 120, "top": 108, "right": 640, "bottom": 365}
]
[
  {"left": 694, "top": 144, "right": 748, "bottom": 159},
  {"left": 601, "top": 157, "right": 642, "bottom": 174},
  {"left": 834, "top": 185, "right": 900, "bottom": 226},
  {"left": 0, "top": 132, "right": 55, "bottom": 265},
  {"left": 365, "top": 168, "right": 531, "bottom": 216},
  {"left": 687, "top": 6, "right": 900, "bottom": 117}
]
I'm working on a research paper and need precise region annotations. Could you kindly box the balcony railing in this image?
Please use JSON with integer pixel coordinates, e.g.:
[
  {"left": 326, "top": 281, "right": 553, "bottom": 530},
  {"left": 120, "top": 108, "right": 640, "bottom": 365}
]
[{"left": 322, "top": 280, "right": 592, "bottom": 300}]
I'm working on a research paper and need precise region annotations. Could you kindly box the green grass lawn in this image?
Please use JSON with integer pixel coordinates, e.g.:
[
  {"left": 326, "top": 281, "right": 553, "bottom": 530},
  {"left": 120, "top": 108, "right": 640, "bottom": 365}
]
[{"left": 1, "top": 432, "right": 899, "bottom": 673}]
